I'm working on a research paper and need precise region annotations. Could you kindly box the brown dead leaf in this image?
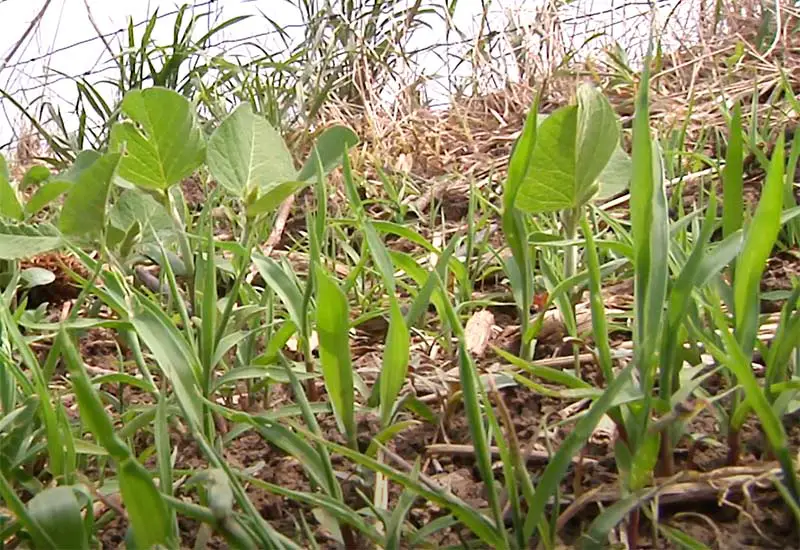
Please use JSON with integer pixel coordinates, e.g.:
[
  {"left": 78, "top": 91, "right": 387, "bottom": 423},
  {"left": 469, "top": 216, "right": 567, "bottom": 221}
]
[{"left": 465, "top": 309, "right": 495, "bottom": 358}]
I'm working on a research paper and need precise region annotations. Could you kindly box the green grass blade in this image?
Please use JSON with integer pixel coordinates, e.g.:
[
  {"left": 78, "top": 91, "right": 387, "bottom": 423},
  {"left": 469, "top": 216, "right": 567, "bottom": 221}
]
[
  {"left": 734, "top": 132, "right": 785, "bottom": 354},
  {"left": 524, "top": 362, "right": 636, "bottom": 539},
  {"left": 578, "top": 487, "right": 658, "bottom": 550},
  {"left": 59, "top": 329, "right": 173, "bottom": 548},
  {"left": 711, "top": 305, "right": 800, "bottom": 501},
  {"left": 723, "top": 102, "right": 744, "bottom": 239},
  {"left": 0, "top": 304, "right": 64, "bottom": 477},
  {"left": 0, "top": 471, "right": 56, "bottom": 549},
  {"left": 129, "top": 295, "right": 203, "bottom": 432},
  {"left": 314, "top": 265, "right": 357, "bottom": 449}
]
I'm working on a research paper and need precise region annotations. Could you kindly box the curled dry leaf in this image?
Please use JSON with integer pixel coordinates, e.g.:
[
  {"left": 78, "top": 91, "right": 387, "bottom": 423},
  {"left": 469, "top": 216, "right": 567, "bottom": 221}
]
[
  {"left": 589, "top": 413, "right": 617, "bottom": 447},
  {"left": 465, "top": 309, "right": 495, "bottom": 358}
]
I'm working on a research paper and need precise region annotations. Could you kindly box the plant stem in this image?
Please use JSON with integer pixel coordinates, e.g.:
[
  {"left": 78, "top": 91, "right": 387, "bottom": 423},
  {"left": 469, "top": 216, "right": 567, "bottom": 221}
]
[
  {"left": 166, "top": 190, "right": 196, "bottom": 306},
  {"left": 215, "top": 222, "right": 253, "bottom": 348},
  {"left": 563, "top": 207, "right": 581, "bottom": 371}
]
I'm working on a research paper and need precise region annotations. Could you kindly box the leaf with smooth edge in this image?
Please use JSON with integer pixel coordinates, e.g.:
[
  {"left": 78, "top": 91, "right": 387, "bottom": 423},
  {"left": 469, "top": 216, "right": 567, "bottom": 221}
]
[
  {"left": 314, "top": 265, "right": 356, "bottom": 447},
  {"left": 27, "top": 487, "right": 88, "bottom": 550},
  {"left": 0, "top": 221, "right": 62, "bottom": 259},
  {"left": 207, "top": 103, "right": 296, "bottom": 198},
  {"left": 109, "top": 189, "right": 176, "bottom": 244},
  {"left": 734, "top": 133, "right": 785, "bottom": 353},
  {"left": 297, "top": 125, "right": 359, "bottom": 182},
  {"left": 595, "top": 145, "right": 632, "bottom": 200},
  {"left": 26, "top": 152, "right": 100, "bottom": 216},
  {"left": 246, "top": 180, "right": 308, "bottom": 217},
  {"left": 576, "top": 83, "right": 620, "bottom": 201},
  {"left": 20, "top": 267, "right": 55, "bottom": 288},
  {"left": 0, "top": 154, "right": 23, "bottom": 220},
  {"left": 59, "top": 153, "right": 121, "bottom": 238},
  {"left": 118, "top": 457, "right": 173, "bottom": 548},
  {"left": 25, "top": 181, "right": 72, "bottom": 217},
  {"left": 58, "top": 150, "right": 102, "bottom": 182},
  {"left": 380, "top": 301, "right": 410, "bottom": 425},
  {"left": 252, "top": 254, "right": 305, "bottom": 328},
  {"left": 21, "top": 165, "right": 51, "bottom": 187},
  {"left": 110, "top": 87, "right": 205, "bottom": 190},
  {"left": 129, "top": 295, "right": 203, "bottom": 431},
  {"left": 515, "top": 86, "right": 621, "bottom": 213},
  {"left": 515, "top": 106, "right": 578, "bottom": 213}
]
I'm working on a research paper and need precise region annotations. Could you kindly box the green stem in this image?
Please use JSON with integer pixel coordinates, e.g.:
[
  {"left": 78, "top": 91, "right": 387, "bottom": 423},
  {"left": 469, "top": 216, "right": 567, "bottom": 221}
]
[
  {"left": 563, "top": 207, "right": 581, "bottom": 371},
  {"left": 166, "top": 190, "right": 196, "bottom": 306},
  {"left": 214, "top": 222, "right": 253, "bottom": 348}
]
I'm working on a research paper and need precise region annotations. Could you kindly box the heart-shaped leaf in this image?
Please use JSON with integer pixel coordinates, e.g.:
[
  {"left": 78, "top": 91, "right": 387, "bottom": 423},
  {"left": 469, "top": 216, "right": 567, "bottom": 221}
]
[
  {"left": 110, "top": 87, "right": 205, "bottom": 190},
  {"left": 515, "top": 85, "right": 622, "bottom": 213},
  {"left": 207, "top": 103, "right": 296, "bottom": 199}
]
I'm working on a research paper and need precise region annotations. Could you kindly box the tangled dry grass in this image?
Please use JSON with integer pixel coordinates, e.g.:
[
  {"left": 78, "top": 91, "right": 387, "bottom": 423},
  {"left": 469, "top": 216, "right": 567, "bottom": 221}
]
[{"left": 309, "top": 0, "right": 800, "bottom": 213}]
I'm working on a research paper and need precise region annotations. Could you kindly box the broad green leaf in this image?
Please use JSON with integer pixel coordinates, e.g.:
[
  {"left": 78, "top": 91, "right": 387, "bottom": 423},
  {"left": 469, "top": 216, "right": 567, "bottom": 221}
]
[
  {"left": 575, "top": 83, "right": 621, "bottom": 202},
  {"left": 0, "top": 471, "right": 57, "bottom": 549},
  {"left": 20, "top": 267, "right": 55, "bottom": 288},
  {"left": 314, "top": 265, "right": 356, "bottom": 448},
  {"left": 56, "top": 150, "right": 101, "bottom": 183},
  {"left": 109, "top": 189, "right": 176, "bottom": 244},
  {"left": 515, "top": 106, "right": 578, "bottom": 213},
  {"left": 25, "top": 181, "right": 72, "bottom": 217},
  {"left": 297, "top": 125, "right": 359, "bottom": 182},
  {"left": 21, "top": 165, "right": 51, "bottom": 187},
  {"left": 515, "top": 85, "right": 621, "bottom": 213},
  {"left": 595, "top": 144, "right": 632, "bottom": 200},
  {"left": 27, "top": 486, "right": 88, "bottom": 550},
  {"left": 246, "top": 180, "right": 309, "bottom": 217},
  {"left": 0, "top": 154, "right": 23, "bottom": 220},
  {"left": 110, "top": 87, "right": 205, "bottom": 190},
  {"left": 59, "top": 153, "right": 121, "bottom": 238},
  {"left": 207, "top": 103, "right": 296, "bottom": 198}
]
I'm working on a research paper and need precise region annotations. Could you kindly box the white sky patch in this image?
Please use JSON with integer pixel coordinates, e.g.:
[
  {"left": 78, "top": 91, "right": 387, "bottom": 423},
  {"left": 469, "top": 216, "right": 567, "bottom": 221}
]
[{"left": 0, "top": 0, "right": 697, "bottom": 150}]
